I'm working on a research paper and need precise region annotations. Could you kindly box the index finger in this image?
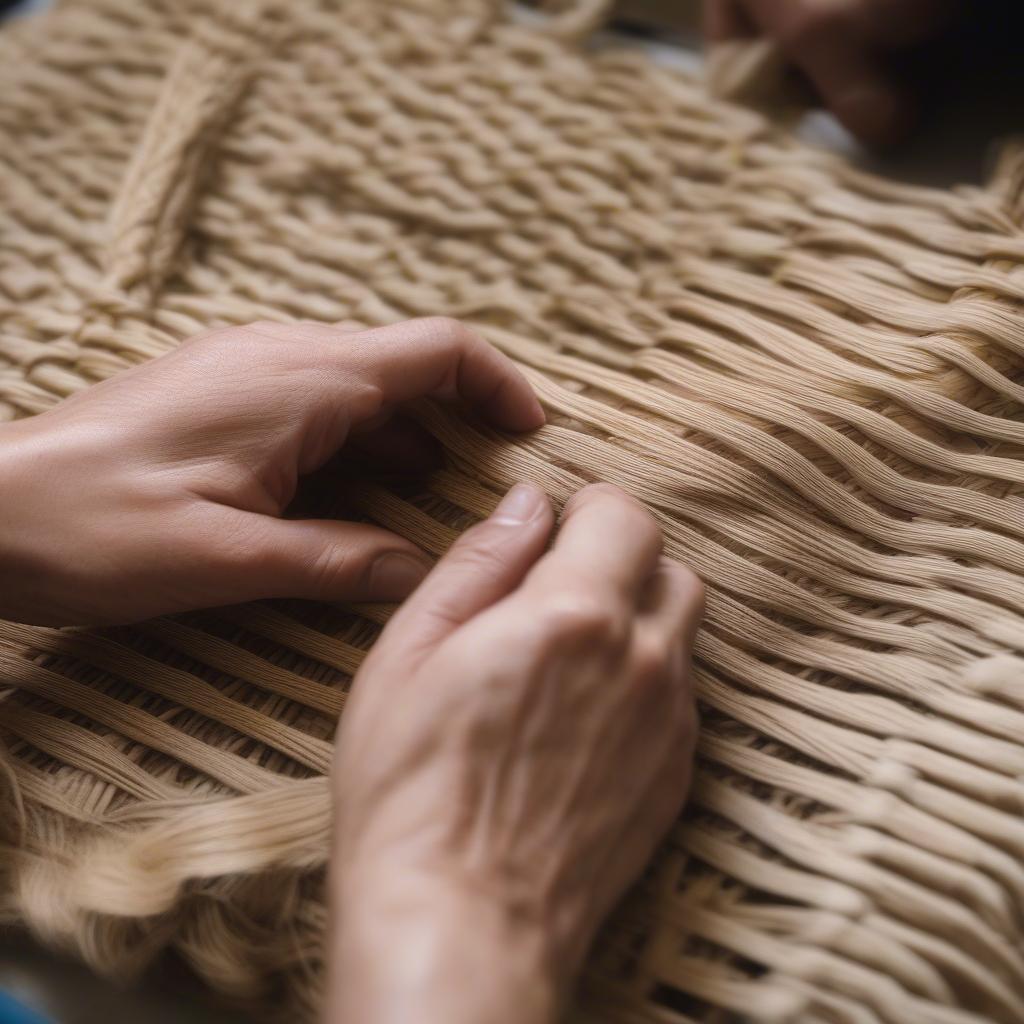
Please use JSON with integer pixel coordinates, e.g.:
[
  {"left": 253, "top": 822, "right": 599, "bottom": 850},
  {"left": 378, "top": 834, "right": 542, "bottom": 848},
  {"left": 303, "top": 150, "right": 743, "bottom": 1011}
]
[{"left": 330, "top": 317, "right": 545, "bottom": 432}]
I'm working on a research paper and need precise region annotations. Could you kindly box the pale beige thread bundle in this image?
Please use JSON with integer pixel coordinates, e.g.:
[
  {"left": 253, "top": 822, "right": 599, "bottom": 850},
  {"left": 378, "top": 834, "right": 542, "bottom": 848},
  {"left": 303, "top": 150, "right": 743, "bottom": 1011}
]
[{"left": 1, "top": 0, "right": 1023, "bottom": 1021}]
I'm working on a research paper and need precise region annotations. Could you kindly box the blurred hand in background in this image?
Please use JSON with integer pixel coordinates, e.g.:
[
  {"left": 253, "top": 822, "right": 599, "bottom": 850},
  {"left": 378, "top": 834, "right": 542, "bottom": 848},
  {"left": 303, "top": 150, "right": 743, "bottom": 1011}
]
[{"left": 704, "top": 0, "right": 963, "bottom": 146}]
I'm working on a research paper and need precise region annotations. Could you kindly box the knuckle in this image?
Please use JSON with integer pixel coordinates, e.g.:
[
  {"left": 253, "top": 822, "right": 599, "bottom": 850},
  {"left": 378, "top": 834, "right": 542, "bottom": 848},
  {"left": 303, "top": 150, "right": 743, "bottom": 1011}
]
[
  {"left": 540, "top": 589, "right": 618, "bottom": 634},
  {"left": 306, "top": 542, "right": 353, "bottom": 595},
  {"left": 539, "top": 590, "right": 622, "bottom": 643}
]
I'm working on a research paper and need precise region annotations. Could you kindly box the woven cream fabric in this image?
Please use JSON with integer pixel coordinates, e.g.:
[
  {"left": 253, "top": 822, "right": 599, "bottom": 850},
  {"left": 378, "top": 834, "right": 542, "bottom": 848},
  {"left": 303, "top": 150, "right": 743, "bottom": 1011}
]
[{"left": 2, "top": 1, "right": 1024, "bottom": 1021}]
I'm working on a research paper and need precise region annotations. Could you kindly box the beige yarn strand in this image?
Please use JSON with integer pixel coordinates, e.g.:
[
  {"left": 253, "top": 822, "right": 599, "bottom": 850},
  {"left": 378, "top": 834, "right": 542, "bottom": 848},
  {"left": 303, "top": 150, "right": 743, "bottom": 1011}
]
[{"left": 1, "top": 1, "right": 1023, "bottom": 1021}]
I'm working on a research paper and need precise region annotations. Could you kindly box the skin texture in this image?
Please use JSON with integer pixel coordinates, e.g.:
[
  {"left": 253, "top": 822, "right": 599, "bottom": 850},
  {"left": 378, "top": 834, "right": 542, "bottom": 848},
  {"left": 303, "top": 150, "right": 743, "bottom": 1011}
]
[
  {"left": 329, "top": 482, "right": 703, "bottom": 1023},
  {"left": 0, "top": 317, "right": 704, "bottom": 1021},
  {"left": 0, "top": 317, "right": 544, "bottom": 625},
  {"left": 704, "top": 0, "right": 960, "bottom": 146}
]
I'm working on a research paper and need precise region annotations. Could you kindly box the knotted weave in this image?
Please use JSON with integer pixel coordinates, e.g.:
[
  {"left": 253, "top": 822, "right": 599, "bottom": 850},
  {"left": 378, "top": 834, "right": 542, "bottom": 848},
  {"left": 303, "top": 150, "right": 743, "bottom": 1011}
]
[{"left": 1, "top": 1, "right": 1023, "bottom": 1021}]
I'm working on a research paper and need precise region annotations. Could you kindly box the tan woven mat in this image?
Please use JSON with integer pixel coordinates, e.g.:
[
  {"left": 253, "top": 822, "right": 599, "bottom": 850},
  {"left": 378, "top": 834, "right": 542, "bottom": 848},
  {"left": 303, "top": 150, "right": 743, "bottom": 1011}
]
[{"left": 2, "top": 1, "right": 1024, "bottom": 1020}]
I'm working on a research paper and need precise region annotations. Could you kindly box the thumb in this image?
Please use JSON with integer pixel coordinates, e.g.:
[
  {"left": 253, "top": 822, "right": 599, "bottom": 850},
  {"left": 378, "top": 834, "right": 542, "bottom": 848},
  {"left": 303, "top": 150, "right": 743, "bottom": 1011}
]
[
  {"left": 377, "top": 482, "right": 554, "bottom": 659},
  {"left": 230, "top": 514, "right": 433, "bottom": 603}
]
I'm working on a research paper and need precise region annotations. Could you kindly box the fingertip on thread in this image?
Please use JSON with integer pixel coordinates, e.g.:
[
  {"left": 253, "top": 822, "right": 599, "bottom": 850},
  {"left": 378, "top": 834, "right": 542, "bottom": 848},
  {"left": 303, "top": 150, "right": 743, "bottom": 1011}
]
[{"left": 492, "top": 482, "right": 549, "bottom": 525}]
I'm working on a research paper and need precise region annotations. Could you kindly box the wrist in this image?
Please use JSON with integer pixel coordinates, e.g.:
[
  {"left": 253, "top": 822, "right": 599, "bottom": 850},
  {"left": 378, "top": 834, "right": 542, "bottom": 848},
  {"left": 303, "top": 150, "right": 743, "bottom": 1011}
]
[{"left": 327, "top": 861, "right": 560, "bottom": 1024}]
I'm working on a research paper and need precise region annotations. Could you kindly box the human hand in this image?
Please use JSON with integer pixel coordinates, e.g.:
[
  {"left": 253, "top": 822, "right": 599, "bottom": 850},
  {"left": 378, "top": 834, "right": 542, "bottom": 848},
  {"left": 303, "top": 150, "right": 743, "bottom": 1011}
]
[
  {"left": 704, "top": 0, "right": 960, "bottom": 146},
  {"left": 0, "top": 318, "right": 543, "bottom": 626},
  {"left": 328, "top": 483, "right": 703, "bottom": 1024}
]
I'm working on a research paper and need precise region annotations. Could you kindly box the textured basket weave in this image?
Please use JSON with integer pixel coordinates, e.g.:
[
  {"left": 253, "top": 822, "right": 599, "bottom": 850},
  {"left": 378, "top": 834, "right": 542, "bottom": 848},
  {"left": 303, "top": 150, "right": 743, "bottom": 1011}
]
[{"left": 2, "top": 1, "right": 1024, "bottom": 1021}]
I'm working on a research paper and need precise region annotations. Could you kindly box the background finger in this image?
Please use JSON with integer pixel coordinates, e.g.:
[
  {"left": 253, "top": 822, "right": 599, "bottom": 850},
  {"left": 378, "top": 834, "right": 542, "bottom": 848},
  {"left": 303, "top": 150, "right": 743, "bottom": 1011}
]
[{"left": 742, "top": 0, "right": 913, "bottom": 146}]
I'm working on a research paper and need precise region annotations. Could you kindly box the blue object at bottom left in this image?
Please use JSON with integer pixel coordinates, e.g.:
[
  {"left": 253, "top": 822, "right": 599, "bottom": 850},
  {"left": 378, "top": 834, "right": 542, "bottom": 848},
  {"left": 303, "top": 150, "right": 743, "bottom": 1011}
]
[{"left": 0, "top": 991, "right": 52, "bottom": 1024}]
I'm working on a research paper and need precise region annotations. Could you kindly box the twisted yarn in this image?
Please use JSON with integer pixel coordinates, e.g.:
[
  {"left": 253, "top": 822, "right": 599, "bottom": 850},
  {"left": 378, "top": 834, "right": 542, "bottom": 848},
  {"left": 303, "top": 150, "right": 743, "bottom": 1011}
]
[{"left": 1, "top": 1, "right": 1023, "bottom": 1020}]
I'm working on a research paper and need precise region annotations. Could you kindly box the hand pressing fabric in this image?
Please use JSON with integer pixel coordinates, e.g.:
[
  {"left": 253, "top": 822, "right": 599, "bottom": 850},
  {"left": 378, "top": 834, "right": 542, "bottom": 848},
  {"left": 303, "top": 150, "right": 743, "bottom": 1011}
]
[
  {"left": 329, "top": 482, "right": 703, "bottom": 1024},
  {"left": 0, "top": 317, "right": 543, "bottom": 625},
  {"left": 704, "top": 0, "right": 961, "bottom": 146},
  {"left": 0, "top": 315, "right": 704, "bottom": 1023}
]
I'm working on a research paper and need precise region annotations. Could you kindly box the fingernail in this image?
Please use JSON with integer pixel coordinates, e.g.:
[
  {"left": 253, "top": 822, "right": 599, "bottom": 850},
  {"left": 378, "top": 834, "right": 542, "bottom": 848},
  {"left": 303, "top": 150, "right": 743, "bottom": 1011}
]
[
  {"left": 492, "top": 483, "right": 545, "bottom": 524},
  {"left": 370, "top": 552, "right": 431, "bottom": 599}
]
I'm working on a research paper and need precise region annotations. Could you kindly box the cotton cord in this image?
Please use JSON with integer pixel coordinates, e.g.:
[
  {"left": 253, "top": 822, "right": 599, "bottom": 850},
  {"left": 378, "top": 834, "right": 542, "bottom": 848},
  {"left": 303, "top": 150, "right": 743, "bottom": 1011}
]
[{"left": 0, "top": 1, "right": 1022, "bottom": 1021}]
